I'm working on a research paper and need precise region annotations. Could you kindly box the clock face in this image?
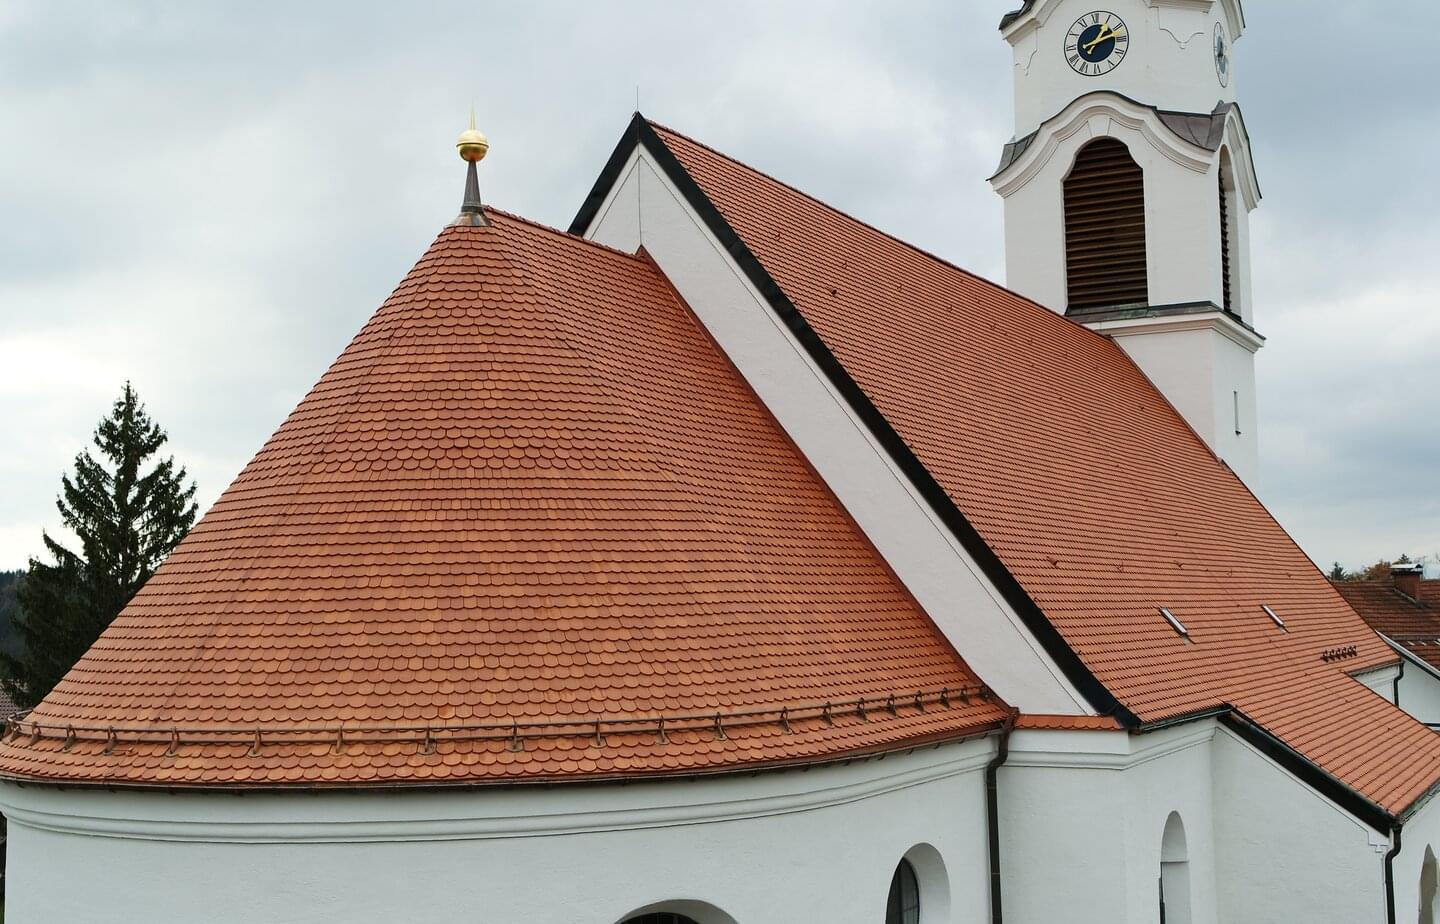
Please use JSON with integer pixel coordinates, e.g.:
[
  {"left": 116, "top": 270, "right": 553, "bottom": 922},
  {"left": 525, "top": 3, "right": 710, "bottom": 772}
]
[
  {"left": 1066, "top": 11, "right": 1129, "bottom": 77},
  {"left": 1214, "top": 22, "right": 1231, "bottom": 87}
]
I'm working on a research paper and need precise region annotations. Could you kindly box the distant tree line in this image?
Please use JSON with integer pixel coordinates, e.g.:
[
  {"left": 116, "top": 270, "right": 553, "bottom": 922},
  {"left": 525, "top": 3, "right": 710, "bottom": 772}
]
[
  {"left": 0, "top": 570, "right": 23, "bottom": 663},
  {"left": 1328, "top": 553, "right": 1437, "bottom": 583},
  {"left": 1, "top": 384, "right": 196, "bottom": 709}
]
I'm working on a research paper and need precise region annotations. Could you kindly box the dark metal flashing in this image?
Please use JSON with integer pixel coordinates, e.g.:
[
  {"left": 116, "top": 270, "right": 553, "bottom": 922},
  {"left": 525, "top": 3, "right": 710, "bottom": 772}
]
[
  {"left": 991, "top": 98, "right": 1257, "bottom": 198},
  {"left": 450, "top": 160, "right": 490, "bottom": 228},
  {"left": 569, "top": 114, "right": 1138, "bottom": 728},
  {"left": 1066, "top": 299, "right": 1264, "bottom": 340},
  {"left": 0, "top": 720, "right": 1006, "bottom": 795},
  {"left": 1219, "top": 710, "right": 1395, "bottom": 833},
  {"left": 999, "top": 0, "right": 1035, "bottom": 30}
]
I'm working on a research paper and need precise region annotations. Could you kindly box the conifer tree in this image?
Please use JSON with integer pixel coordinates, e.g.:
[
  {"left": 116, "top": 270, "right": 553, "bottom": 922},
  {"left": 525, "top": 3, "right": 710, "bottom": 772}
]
[{"left": 1, "top": 384, "right": 197, "bottom": 708}]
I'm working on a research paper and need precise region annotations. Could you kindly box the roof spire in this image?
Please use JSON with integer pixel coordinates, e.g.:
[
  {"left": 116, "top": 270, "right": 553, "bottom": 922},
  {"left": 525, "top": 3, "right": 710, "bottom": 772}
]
[{"left": 452, "top": 106, "right": 490, "bottom": 227}]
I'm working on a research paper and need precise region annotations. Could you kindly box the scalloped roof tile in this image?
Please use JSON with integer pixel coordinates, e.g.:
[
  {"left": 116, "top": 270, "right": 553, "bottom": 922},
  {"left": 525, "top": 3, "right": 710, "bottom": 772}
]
[{"left": 0, "top": 210, "right": 1007, "bottom": 787}]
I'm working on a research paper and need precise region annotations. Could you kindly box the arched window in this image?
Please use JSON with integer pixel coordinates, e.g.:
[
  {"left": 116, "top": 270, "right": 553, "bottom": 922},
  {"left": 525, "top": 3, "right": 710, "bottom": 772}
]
[
  {"left": 1064, "top": 137, "right": 1149, "bottom": 313},
  {"left": 1420, "top": 845, "right": 1438, "bottom": 924},
  {"left": 1159, "top": 812, "right": 1192, "bottom": 924},
  {"left": 623, "top": 915, "right": 701, "bottom": 924},
  {"left": 886, "top": 859, "right": 921, "bottom": 924},
  {"left": 1217, "top": 150, "right": 1238, "bottom": 317}
]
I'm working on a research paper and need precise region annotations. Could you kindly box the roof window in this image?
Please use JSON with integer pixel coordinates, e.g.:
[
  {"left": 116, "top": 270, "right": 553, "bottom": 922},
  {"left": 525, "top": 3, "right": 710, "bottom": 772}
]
[{"left": 1160, "top": 607, "right": 1189, "bottom": 638}]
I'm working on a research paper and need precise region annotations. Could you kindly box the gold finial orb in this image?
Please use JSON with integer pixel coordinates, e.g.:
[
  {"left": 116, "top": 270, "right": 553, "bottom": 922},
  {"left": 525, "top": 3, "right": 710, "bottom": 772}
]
[{"left": 457, "top": 106, "right": 489, "bottom": 162}]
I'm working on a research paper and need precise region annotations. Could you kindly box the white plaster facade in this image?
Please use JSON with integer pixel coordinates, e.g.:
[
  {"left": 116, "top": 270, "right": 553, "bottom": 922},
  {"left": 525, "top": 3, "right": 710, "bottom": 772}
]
[
  {"left": 1389, "top": 647, "right": 1440, "bottom": 728},
  {"left": 1001, "top": 0, "right": 1245, "bottom": 138},
  {"left": 8, "top": 712, "right": 1438, "bottom": 923},
  {"left": 0, "top": 741, "right": 997, "bottom": 924}
]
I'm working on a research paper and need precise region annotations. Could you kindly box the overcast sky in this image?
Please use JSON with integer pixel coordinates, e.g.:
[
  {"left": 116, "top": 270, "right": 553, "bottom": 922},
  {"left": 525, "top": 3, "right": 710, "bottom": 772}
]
[{"left": 1, "top": 2, "right": 1436, "bottom": 575}]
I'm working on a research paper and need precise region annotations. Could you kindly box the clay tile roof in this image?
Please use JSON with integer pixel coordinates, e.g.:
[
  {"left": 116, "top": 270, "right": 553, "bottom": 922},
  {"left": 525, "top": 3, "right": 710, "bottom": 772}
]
[
  {"left": 0, "top": 210, "right": 1007, "bottom": 788},
  {"left": 630, "top": 118, "right": 1440, "bottom": 817},
  {"left": 1335, "top": 580, "right": 1440, "bottom": 673}
]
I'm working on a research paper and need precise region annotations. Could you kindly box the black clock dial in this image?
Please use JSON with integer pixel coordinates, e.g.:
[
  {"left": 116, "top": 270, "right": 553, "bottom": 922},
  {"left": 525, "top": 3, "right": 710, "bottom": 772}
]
[
  {"left": 1065, "top": 11, "right": 1129, "bottom": 77},
  {"left": 1214, "top": 22, "right": 1231, "bottom": 87}
]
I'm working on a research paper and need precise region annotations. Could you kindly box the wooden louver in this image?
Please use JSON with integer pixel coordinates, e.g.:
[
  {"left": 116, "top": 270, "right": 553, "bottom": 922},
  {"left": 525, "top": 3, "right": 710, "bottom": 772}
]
[
  {"left": 1064, "top": 138, "right": 1148, "bottom": 312},
  {"left": 1219, "top": 170, "right": 1233, "bottom": 315}
]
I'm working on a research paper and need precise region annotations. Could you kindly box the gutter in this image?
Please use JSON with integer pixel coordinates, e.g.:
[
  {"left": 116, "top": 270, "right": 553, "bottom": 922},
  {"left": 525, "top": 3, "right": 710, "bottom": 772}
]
[
  {"left": 986, "top": 709, "right": 1020, "bottom": 924},
  {"left": 1385, "top": 824, "right": 1402, "bottom": 924}
]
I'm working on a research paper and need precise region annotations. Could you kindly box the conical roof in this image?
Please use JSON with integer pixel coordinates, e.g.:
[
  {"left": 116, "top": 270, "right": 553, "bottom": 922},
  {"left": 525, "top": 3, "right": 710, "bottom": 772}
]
[{"left": 0, "top": 210, "right": 1005, "bottom": 787}]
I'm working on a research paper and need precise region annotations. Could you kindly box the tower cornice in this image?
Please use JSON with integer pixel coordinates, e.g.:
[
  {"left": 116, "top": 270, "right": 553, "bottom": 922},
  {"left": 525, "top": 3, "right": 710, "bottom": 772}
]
[
  {"left": 989, "top": 91, "right": 1259, "bottom": 211},
  {"left": 1001, "top": 0, "right": 1244, "bottom": 41}
]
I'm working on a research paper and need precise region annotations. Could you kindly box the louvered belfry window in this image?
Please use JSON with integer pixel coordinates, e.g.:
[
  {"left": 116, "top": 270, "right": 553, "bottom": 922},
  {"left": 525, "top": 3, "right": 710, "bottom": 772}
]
[
  {"left": 1219, "top": 168, "right": 1233, "bottom": 315},
  {"left": 1064, "top": 138, "right": 1148, "bottom": 312}
]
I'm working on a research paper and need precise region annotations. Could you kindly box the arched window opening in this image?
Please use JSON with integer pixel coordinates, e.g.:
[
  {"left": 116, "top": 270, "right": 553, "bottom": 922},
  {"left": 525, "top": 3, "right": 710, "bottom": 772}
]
[
  {"left": 1159, "top": 812, "right": 1192, "bottom": 924},
  {"left": 1218, "top": 150, "right": 1238, "bottom": 317},
  {"left": 1420, "top": 845, "right": 1438, "bottom": 924},
  {"left": 1064, "top": 137, "right": 1148, "bottom": 313},
  {"left": 886, "top": 859, "right": 921, "bottom": 924},
  {"left": 616, "top": 901, "right": 736, "bottom": 924}
]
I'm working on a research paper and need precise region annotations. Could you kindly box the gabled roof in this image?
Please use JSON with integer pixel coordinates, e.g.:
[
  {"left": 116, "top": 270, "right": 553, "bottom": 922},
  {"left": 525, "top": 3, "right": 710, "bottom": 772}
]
[
  {"left": 571, "top": 115, "right": 1440, "bottom": 824},
  {"left": 0, "top": 210, "right": 1007, "bottom": 787},
  {"left": 1335, "top": 580, "right": 1440, "bottom": 674}
]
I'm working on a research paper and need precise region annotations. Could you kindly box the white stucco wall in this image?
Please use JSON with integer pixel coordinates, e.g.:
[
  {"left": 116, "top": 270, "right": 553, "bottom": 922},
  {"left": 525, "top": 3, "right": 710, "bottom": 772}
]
[
  {"left": 1391, "top": 792, "right": 1440, "bottom": 924},
  {"left": 1392, "top": 649, "right": 1440, "bottom": 728},
  {"left": 1088, "top": 316, "right": 1259, "bottom": 485},
  {"left": 0, "top": 739, "right": 995, "bottom": 924},
  {"left": 1002, "top": 0, "right": 1244, "bottom": 138},
  {"left": 580, "top": 146, "right": 1091, "bottom": 716},
  {"left": 999, "top": 721, "right": 1220, "bottom": 924},
  {"left": 1354, "top": 661, "right": 1402, "bottom": 705},
  {"left": 1211, "top": 725, "right": 1388, "bottom": 923}
]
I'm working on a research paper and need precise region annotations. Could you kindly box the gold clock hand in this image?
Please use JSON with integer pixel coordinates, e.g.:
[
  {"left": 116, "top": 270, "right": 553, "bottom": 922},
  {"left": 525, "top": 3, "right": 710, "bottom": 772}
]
[{"left": 1083, "top": 25, "right": 1122, "bottom": 52}]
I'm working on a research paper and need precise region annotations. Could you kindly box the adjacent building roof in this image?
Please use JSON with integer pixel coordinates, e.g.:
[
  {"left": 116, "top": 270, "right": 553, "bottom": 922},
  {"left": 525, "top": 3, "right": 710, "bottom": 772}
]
[
  {"left": 1335, "top": 579, "right": 1440, "bottom": 674},
  {"left": 569, "top": 116, "right": 1440, "bottom": 821},
  {"left": 0, "top": 210, "right": 1007, "bottom": 787}
]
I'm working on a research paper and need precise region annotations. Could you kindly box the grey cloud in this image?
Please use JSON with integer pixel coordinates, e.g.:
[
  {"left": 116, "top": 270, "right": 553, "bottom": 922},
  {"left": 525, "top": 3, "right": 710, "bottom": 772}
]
[{"left": 0, "top": 1, "right": 1435, "bottom": 575}]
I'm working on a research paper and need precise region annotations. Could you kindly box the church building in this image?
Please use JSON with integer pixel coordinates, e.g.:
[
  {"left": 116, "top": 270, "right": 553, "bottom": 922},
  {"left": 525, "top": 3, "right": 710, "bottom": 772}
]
[{"left": 4, "top": 2, "right": 1440, "bottom": 922}]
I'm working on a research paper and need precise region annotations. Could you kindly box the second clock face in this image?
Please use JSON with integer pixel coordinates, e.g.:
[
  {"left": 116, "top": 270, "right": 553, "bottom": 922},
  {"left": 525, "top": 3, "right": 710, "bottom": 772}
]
[{"left": 1066, "top": 11, "right": 1129, "bottom": 77}]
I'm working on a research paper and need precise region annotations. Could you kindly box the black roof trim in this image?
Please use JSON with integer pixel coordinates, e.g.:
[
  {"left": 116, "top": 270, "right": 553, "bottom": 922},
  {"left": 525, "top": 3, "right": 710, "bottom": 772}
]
[
  {"left": 1220, "top": 710, "right": 1395, "bottom": 833},
  {"left": 570, "top": 114, "right": 1138, "bottom": 728},
  {"left": 999, "top": 0, "right": 1035, "bottom": 30}
]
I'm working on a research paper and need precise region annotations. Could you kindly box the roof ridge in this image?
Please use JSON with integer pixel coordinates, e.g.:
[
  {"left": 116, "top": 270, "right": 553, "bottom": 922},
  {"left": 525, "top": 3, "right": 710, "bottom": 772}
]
[
  {"left": 484, "top": 204, "right": 645, "bottom": 262},
  {"left": 641, "top": 117, "right": 1120, "bottom": 349}
]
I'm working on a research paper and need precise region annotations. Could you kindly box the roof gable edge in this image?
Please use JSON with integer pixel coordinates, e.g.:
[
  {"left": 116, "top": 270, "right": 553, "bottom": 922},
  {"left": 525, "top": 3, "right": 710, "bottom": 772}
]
[{"left": 571, "top": 115, "right": 1137, "bottom": 728}]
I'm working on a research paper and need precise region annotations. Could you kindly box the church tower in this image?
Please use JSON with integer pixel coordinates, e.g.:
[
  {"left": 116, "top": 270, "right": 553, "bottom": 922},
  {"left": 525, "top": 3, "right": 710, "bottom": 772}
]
[{"left": 990, "top": 0, "right": 1261, "bottom": 486}]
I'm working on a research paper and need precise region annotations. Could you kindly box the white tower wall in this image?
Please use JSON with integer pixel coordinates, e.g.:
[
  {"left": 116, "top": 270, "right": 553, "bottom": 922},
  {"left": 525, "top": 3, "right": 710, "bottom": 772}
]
[{"left": 992, "top": 0, "right": 1262, "bottom": 486}]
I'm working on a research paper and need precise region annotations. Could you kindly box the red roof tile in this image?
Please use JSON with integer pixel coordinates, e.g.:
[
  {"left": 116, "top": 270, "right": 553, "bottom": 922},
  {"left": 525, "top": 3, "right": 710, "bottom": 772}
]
[
  {"left": 1015, "top": 714, "right": 1124, "bottom": 731},
  {"left": 639, "top": 120, "right": 1440, "bottom": 815},
  {"left": 0, "top": 211, "right": 1007, "bottom": 787},
  {"left": 1335, "top": 580, "right": 1440, "bottom": 673}
]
